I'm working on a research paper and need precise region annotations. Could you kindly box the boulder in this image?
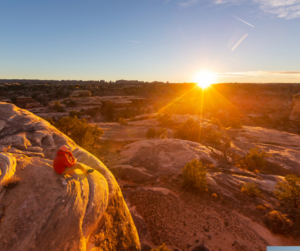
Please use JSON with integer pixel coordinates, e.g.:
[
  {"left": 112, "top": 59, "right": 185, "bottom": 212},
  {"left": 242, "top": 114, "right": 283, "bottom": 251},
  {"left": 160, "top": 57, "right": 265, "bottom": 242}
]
[
  {"left": 116, "top": 139, "right": 218, "bottom": 182},
  {"left": 0, "top": 102, "right": 140, "bottom": 251}
]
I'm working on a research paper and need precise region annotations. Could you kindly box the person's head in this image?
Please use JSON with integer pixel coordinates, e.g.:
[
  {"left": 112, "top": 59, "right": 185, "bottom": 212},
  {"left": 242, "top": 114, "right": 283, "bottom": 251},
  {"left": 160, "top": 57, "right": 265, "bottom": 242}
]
[{"left": 59, "top": 145, "right": 69, "bottom": 152}]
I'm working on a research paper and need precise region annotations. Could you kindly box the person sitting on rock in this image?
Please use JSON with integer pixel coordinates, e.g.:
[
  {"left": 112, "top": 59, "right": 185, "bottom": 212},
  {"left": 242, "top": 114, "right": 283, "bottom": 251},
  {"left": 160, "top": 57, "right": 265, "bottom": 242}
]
[{"left": 53, "top": 145, "right": 94, "bottom": 175}]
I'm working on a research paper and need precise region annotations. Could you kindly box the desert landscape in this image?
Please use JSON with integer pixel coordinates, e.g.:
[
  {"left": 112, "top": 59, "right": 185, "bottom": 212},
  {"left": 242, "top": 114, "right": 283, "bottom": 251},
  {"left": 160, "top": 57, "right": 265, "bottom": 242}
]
[
  {"left": 1, "top": 81, "right": 300, "bottom": 251},
  {"left": 1, "top": 0, "right": 300, "bottom": 250}
]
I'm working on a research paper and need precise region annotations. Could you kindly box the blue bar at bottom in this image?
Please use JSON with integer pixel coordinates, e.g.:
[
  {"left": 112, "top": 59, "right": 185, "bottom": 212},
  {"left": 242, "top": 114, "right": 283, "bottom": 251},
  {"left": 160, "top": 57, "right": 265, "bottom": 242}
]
[{"left": 268, "top": 247, "right": 300, "bottom": 251}]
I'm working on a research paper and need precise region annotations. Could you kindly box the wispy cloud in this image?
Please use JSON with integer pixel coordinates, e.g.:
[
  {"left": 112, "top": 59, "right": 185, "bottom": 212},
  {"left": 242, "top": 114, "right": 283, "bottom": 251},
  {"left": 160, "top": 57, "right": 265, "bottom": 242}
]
[
  {"left": 220, "top": 71, "right": 300, "bottom": 78},
  {"left": 254, "top": 0, "right": 300, "bottom": 19},
  {"left": 126, "top": 40, "right": 139, "bottom": 43},
  {"left": 177, "top": 0, "right": 300, "bottom": 19},
  {"left": 231, "top": 15, "right": 254, "bottom": 27}
]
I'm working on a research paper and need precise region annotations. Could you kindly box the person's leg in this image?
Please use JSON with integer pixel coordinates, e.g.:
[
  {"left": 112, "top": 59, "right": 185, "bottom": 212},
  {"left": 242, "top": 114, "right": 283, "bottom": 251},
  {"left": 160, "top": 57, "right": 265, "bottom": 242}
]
[{"left": 63, "top": 163, "right": 89, "bottom": 175}]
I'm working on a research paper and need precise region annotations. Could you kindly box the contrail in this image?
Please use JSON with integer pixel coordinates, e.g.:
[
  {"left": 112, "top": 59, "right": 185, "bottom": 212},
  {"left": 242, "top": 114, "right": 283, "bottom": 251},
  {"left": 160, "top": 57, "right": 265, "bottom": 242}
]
[
  {"left": 231, "top": 15, "right": 254, "bottom": 28},
  {"left": 231, "top": 33, "right": 248, "bottom": 51},
  {"left": 126, "top": 40, "right": 139, "bottom": 43}
]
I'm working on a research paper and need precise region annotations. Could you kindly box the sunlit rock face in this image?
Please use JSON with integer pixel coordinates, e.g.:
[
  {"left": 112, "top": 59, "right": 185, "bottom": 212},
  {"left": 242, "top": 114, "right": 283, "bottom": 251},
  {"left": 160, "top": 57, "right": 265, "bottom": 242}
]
[
  {"left": 289, "top": 93, "right": 300, "bottom": 121},
  {"left": 0, "top": 102, "right": 140, "bottom": 251}
]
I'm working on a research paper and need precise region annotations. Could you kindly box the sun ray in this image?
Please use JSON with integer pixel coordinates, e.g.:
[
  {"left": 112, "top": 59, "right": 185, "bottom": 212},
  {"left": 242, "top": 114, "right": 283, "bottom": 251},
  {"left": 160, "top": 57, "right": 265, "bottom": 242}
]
[{"left": 158, "top": 85, "right": 198, "bottom": 114}]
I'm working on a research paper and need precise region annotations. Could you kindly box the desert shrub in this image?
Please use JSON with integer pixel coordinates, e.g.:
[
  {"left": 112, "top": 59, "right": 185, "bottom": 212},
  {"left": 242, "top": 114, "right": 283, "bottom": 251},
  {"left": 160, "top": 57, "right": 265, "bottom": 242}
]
[
  {"left": 174, "top": 118, "right": 222, "bottom": 145},
  {"left": 1, "top": 176, "right": 20, "bottom": 189},
  {"left": 256, "top": 205, "right": 266, "bottom": 211},
  {"left": 157, "top": 113, "right": 174, "bottom": 128},
  {"left": 227, "top": 117, "right": 243, "bottom": 129},
  {"left": 146, "top": 128, "right": 156, "bottom": 139},
  {"left": 53, "top": 101, "right": 66, "bottom": 112},
  {"left": 156, "top": 128, "right": 167, "bottom": 139},
  {"left": 274, "top": 175, "right": 300, "bottom": 208},
  {"left": 69, "top": 110, "right": 82, "bottom": 118},
  {"left": 201, "top": 127, "right": 222, "bottom": 145},
  {"left": 241, "top": 182, "right": 262, "bottom": 198},
  {"left": 182, "top": 159, "right": 207, "bottom": 192},
  {"left": 264, "top": 210, "right": 293, "bottom": 234},
  {"left": 150, "top": 243, "right": 170, "bottom": 251},
  {"left": 118, "top": 117, "right": 127, "bottom": 126},
  {"left": 53, "top": 117, "right": 103, "bottom": 148},
  {"left": 44, "top": 117, "right": 55, "bottom": 125},
  {"left": 210, "top": 117, "right": 223, "bottom": 128},
  {"left": 239, "top": 147, "right": 271, "bottom": 172}
]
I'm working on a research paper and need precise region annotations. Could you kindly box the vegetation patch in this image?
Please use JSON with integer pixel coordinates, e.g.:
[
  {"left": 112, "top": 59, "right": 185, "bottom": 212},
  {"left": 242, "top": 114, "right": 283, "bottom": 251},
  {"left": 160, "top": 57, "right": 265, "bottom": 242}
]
[
  {"left": 264, "top": 210, "right": 293, "bottom": 235},
  {"left": 241, "top": 182, "right": 262, "bottom": 198},
  {"left": 174, "top": 118, "right": 222, "bottom": 145},
  {"left": 239, "top": 147, "right": 271, "bottom": 172},
  {"left": 274, "top": 175, "right": 300, "bottom": 208},
  {"left": 182, "top": 159, "right": 207, "bottom": 192}
]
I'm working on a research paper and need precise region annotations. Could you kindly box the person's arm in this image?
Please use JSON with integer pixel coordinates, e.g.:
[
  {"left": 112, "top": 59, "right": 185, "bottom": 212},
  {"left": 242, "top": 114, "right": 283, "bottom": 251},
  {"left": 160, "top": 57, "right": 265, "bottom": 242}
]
[{"left": 61, "top": 153, "right": 76, "bottom": 167}]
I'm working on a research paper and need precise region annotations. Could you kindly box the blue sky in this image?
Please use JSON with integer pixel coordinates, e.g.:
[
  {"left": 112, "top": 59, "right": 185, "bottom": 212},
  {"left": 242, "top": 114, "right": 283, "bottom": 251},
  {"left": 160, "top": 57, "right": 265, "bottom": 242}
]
[{"left": 0, "top": 0, "right": 299, "bottom": 83}]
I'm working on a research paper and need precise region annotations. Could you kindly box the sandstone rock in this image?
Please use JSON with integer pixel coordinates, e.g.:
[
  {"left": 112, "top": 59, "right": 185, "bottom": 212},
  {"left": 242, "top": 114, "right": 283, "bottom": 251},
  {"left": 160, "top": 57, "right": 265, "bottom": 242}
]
[
  {"left": 0, "top": 153, "right": 17, "bottom": 192},
  {"left": 0, "top": 120, "right": 5, "bottom": 131},
  {"left": 0, "top": 102, "right": 140, "bottom": 251},
  {"left": 117, "top": 139, "right": 218, "bottom": 181}
]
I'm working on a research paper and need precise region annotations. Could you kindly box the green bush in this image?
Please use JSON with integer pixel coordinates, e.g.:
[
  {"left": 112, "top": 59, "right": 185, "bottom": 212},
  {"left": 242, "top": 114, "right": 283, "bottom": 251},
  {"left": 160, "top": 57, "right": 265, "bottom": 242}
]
[
  {"left": 174, "top": 118, "right": 222, "bottom": 145},
  {"left": 150, "top": 243, "right": 170, "bottom": 251},
  {"left": 146, "top": 128, "right": 157, "bottom": 139},
  {"left": 241, "top": 182, "right": 262, "bottom": 198},
  {"left": 156, "top": 128, "right": 167, "bottom": 139},
  {"left": 53, "top": 117, "right": 103, "bottom": 148},
  {"left": 44, "top": 117, "right": 55, "bottom": 126},
  {"left": 264, "top": 210, "right": 293, "bottom": 234},
  {"left": 53, "top": 101, "right": 66, "bottom": 112},
  {"left": 274, "top": 175, "right": 300, "bottom": 208},
  {"left": 182, "top": 159, "right": 207, "bottom": 192},
  {"left": 227, "top": 118, "right": 243, "bottom": 129},
  {"left": 239, "top": 147, "right": 271, "bottom": 171}
]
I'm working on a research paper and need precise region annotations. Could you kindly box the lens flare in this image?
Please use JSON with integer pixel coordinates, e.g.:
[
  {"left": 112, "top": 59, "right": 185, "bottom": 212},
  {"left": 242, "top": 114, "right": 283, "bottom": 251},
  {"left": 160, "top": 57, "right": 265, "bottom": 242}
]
[{"left": 194, "top": 71, "right": 216, "bottom": 88}]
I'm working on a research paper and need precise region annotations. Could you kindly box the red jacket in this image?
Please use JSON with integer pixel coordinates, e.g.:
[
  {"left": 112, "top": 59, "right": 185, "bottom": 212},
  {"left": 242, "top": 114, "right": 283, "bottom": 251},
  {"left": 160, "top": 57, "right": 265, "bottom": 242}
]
[{"left": 53, "top": 150, "right": 77, "bottom": 174}]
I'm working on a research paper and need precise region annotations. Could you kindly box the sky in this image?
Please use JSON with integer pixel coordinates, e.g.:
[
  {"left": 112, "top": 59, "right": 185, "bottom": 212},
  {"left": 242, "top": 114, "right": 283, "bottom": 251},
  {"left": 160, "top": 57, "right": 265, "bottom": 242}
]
[{"left": 0, "top": 0, "right": 300, "bottom": 83}]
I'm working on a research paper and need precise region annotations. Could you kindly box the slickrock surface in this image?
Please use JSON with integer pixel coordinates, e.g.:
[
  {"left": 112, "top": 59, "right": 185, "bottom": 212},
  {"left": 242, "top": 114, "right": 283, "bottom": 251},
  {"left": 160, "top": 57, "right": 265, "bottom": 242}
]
[
  {"left": 0, "top": 102, "right": 140, "bottom": 251},
  {"left": 103, "top": 115, "right": 300, "bottom": 250}
]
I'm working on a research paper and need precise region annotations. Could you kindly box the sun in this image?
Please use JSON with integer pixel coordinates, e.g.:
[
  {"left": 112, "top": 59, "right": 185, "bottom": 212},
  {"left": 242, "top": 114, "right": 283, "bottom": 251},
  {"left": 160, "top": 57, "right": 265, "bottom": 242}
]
[{"left": 194, "top": 71, "right": 216, "bottom": 88}]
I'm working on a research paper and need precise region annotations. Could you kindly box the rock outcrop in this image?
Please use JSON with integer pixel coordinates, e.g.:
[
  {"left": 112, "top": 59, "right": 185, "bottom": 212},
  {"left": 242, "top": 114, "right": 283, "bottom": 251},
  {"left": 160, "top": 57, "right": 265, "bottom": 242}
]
[{"left": 0, "top": 102, "right": 140, "bottom": 251}]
